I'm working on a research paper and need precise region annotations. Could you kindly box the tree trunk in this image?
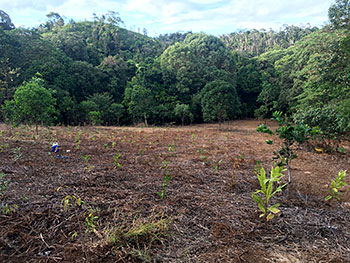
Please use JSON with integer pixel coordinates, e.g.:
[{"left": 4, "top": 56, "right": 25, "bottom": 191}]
[
  {"left": 144, "top": 113, "right": 148, "bottom": 127},
  {"left": 286, "top": 159, "right": 291, "bottom": 184}
]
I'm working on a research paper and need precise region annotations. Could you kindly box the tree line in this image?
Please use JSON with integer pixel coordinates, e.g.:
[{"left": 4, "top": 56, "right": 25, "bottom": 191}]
[{"left": 0, "top": 0, "right": 349, "bottom": 139}]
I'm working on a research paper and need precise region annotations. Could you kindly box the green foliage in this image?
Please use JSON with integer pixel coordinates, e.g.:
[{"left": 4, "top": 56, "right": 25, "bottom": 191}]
[
  {"left": 109, "top": 103, "right": 124, "bottom": 125},
  {"left": 61, "top": 194, "right": 85, "bottom": 212},
  {"left": 2, "top": 77, "right": 56, "bottom": 129},
  {"left": 160, "top": 33, "right": 237, "bottom": 122},
  {"left": 252, "top": 165, "right": 287, "bottom": 228},
  {"left": 294, "top": 105, "right": 350, "bottom": 143},
  {"left": 88, "top": 111, "right": 102, "bottom": 125},
  {"left": 12, "top": 146, "right": 22, "bottom": 162},
  {"left": 325, "top": 170, "right": 348, "bottom": 201},
  {"left": 213, "top": 159, "right": 222, "bottom": 173},
  {"left": 58, "top": 189, "right": 99, "bottom": 236},
  {"left": 158, "top": 161, "right": 172, "bottom": 199},
  {"left": 84, "top": 209, "right": 98, "bottom": 233},
  {"left": 233, "top": 53, "right": 262, "bottom": 117},
  {"left": 257, "top": 111, "right": 319, "bottom": 183},
  {"left": 0, "top": 7, "right": 347, "bottom": 127},
  {"left": 2, "top": 203, "right": 18, "bottom": 215},
  {"left": 328, "top": 0, "right": 350, "bottom": 30},
  {"left": 0, "top": 10, "right": 15, "bottom": 30},
  {"left": 113, "top": 150, "right": 122, "bottom": 168},
  {"left": 201, "top": 80, "right": 240, "bottom": 128},
  {"left": 82, "top": 154, "right": 94, "bottom": 172},
  {"left": 124, "top": 84, "right": 154, "bottom": 125},
  {"left": 0, "top": 172, "right": 9, "bottom": 196},
  {"left": 168, "top": 142, "right": 175, "bottom": 153},
  {"left": 174, "top": 103, "right": 193, "bottom": 125},
  {"left": 221, "top": 26, "right": 318, "bottom": 56}
]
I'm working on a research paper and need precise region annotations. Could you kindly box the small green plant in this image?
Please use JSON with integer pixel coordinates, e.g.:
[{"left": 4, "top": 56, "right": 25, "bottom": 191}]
[
  {"left": 58, "top": 189, "right": 99, "bottom": 238},
  {"left": 85, "top": 209, "right": 99, "bottom": 233},
  {"left": 337, "top": 147, "right": 347, "bottom": 154},
  {"left": 22, "top": 193, "right": 29, "bottom": 201},
  {"left": 112, "top": 142, "right": 116, "bottom": 148},
  {"left": 252, "top": 164, "right": 287, "bottom": 229},
  {"left": 113, "top": 150, "right": 122, "bottom": 168},
  {"left": 61, "top": 194, "right": 85, "bottom": 211},
  {"left": 213, "top": 159, "right": 222, "bottom": 173},
  {"left": 257, "top": 111, "right": 319, "bottom": 183},
  {"left": 158, "top": 161, "right": 172, "bottom": 199},
  {"left": 75, "top": 131, "right": 82, "bottom": 149},
  {"left": 12, "top": 147, "right": 22, "bottom": 161},
  {"left": 2, "top": 203, "right": 18, "bottom": 215},
  {"left": 103, "top": 143, "right": 109, "bottom": 149},
  {"left": 70, "top": 231, "right": 78, "bottom": 239},
  {"left": 82, "top": 154, "right": 94, "bottom": 172},
  {"left": 325, "top": 170, "right": 348, "bottom": 201},
  {"left": 75, "top": 131, "right": 82, "bottom": 143},
  {"left": 0, "top": 173, "right": 9, "bottom": 196},
  {"left": 168, "top": 142, "right": 175, "bottom": 153}
]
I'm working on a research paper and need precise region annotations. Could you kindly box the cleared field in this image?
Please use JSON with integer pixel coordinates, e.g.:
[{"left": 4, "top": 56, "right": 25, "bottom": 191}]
[{"left": 0, "top": 120, "right": 349, "bottom": 262}]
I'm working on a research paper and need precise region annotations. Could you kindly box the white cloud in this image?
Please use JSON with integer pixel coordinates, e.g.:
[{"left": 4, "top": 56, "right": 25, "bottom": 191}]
[{"left": 0, "top": 0, "right": 334, "bottom": 35}]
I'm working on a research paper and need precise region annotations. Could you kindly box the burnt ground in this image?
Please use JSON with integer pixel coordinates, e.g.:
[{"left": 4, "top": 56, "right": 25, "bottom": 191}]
[{"left": 0, "top": 120, "right": 350, "bottom": 262}]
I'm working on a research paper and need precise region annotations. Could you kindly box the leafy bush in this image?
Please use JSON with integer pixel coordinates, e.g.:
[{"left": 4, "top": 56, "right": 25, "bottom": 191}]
[
  {"left": 257, "top": 111, "right": 319, "bottom": 183},
  {"left": 294, "top": 105, "right": 350, "bottom": 146},
  {"left": 2, "top": 76, "right": 56, "bottom": 131}
]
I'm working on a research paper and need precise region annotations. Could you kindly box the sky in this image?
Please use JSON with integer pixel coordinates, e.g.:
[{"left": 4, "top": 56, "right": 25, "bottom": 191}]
[{"left": 0, "top": 0, "right": 334, "bottom": 36}]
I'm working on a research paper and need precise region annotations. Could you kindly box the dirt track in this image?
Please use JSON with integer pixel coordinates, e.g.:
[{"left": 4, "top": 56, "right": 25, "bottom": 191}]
[{"left": 0, "top": 120, "right": 350, "bottom": 262}]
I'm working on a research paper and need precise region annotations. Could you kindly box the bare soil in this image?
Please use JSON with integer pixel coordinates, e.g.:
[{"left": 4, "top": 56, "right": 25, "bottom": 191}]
[{"left": 0, "top": 120, "right": 350, "bottom": 262}]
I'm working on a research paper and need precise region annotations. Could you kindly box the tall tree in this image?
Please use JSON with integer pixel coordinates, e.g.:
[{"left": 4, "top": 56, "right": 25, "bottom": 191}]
[
  {"left": 2, "top": 76, "right": 56, "bottom": 131},
  {"left": 200, "top": 80, "right": 240, "bottom": 129},
  {"left": 123, "top": 84, "right": 154, "bottom": 125},
  {"left": 328, "top": 0, "right": 350, "bottom": 29},
  {"left": 0, "top": 10, "right": 15, "bottom": 30},
  {"left": 160, "top": 33, "right": 237, "bottom": 122}
]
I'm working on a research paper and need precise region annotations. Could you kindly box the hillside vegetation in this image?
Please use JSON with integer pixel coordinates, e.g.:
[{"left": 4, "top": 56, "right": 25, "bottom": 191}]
[{"left": 0, "top": 1, "right": 349, "bottom": 140}]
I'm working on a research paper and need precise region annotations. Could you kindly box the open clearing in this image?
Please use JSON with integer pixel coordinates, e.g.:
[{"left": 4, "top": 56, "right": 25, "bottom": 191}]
[{"left": 0, "top": 120, "right": 350, "bottom": 262}]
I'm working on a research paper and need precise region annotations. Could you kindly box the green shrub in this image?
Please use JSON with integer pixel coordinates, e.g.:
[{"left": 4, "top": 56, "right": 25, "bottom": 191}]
[{"left": 257, "top": 111, "right": 319, "bottom": 183}]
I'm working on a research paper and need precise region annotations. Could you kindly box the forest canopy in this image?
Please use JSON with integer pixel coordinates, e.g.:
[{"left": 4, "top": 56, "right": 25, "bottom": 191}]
[{"left": 0, "top": 1, "right": 349, "bottom": 139}]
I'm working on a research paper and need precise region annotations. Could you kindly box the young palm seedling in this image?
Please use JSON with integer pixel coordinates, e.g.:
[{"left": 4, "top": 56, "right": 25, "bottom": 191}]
[
  {"left": 85, "top": 208, "right": 99, "bottom": 233},
  {"left": 12, "top": 147, "right": 22, "bottom": 162},
  {"left": 0, "top": 172, "right": 9, "bottom": 196},
  {"left": 75, "top": 131, "right": 82, "bottom": 149},
  {"left": 158, "top": 161, "right": 172, "bottom": 199},
  {"left": 213, "top": 159, "right": 222, "bottom": 174},
  {"left": 168, "top": 142, "right": 175, "bottom": 153},
  {"left": 2, "top": 203, "right": 18, "bottom": 215},
  {"left": 113, "top": 150, "right": 122, "bottom": 168},
  {"left": 252, "top": 164, "right": 287, "bottom": 229},
  {"left": 325, "top": 170, "right": 348, "bottom": 201},
  {"left": 82, "top": 154, "right": 94, "bottom": 172}
]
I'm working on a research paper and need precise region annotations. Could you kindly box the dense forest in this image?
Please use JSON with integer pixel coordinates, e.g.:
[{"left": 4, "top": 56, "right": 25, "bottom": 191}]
[{"left": 0, "top": 1, "right": 349, "bottom": 138}]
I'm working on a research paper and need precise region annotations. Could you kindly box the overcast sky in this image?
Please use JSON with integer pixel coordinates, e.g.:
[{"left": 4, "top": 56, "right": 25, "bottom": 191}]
[{"left": 1, "top": 0, "right": 334, "bottom": 36}]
